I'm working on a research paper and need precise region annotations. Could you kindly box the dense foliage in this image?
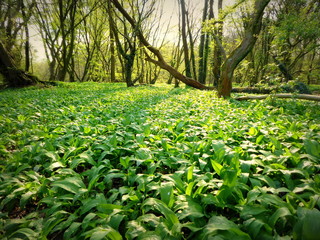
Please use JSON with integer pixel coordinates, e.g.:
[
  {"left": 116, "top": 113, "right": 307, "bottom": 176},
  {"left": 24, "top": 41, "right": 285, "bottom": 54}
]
[{"left": 0, "top": 83, "right": 320, "bottom": 239}]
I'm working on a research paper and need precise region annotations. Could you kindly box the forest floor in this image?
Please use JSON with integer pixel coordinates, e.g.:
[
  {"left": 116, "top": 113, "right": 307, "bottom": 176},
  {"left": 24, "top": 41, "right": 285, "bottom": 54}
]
[{"left": 0, "top": 82, "right": 319, "bottom": 239}]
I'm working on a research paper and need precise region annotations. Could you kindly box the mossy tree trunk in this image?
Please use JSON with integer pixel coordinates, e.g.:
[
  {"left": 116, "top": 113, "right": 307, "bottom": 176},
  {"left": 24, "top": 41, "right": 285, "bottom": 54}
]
[{"left": 0, "top": 41, "right": 38, "bottom": 88}]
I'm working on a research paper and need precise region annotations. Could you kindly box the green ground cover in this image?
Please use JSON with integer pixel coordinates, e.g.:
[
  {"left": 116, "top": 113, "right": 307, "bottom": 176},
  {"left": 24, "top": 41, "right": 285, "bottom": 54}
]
[{"left": 0, "top": 83, "right": 319, "bottom": 239}]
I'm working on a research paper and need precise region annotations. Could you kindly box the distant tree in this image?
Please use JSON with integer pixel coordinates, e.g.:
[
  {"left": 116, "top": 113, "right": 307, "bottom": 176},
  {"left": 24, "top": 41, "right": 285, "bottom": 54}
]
[
  {"left": 198, "top": 0, "right": 214, "bottom": 85},
  {"left": 269, "top": 0, "right": 320, "bottom": 83}
]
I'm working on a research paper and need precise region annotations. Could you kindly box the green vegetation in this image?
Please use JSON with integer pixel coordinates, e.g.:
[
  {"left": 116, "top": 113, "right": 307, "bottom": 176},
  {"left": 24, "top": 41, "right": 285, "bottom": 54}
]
[{"left": 1, "top": 83, "right": 319, "bottom": 239}]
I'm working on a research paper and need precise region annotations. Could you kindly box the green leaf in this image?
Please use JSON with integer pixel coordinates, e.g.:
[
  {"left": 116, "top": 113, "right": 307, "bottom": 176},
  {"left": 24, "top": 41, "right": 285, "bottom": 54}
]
[
  {"left": 160, "top": 182, "right": 174, "bottom": 208},
  {"left": 211, "top": 160, "right": 223, "bottom": 176},
  {"left": 221, "top": 168, "right": 238, "bottom": 187},
  {"left": 244, "top": 218, "right": 268, "bottom": 239},
  {"left": 79, "top": 152, "right": 96, "bottom": 166},
  {"left": 175, "top": 196, "right": 204, "bottom": 219},
  {"left": 52, "top": 177, "right": 86, "bottom": 195},
  {"left": 136, "top": 148, "right": 152, "bottom": 160},
  {"left": 187, "top": 165, "right": 194, "bottom": 182},
  {"left": 89, "top": 227, "right": 122, "bottom": 240},
  {"left": 185, "top": 182, "right": 195, "bottom": 196},
  {"left": 202, "top": 216, "right": 251, "bottom": 239},
  {"left": 142, "top": 198, "right": 179, "bottom": 229},
  {"left": 294, "top": 208, "right": 320, "bottom": 240},
  {"left": 268, "top": 207, "right": 292, "bottom": 228},
  {"left": 248, "top": 127, "right": 258, "bottom": 136},
  {"left": 64, "top": 222, "right": 82, "bottom": 239},
  {"left": 8, "top": 227, "right": 37, "bottom": 239},
  {"left": 304, "top": 139, "right": 320, "bottom": 158},
  {"left": 170, "top": 174, "right": 186, "bottom": 193},
  {"left": 20, "top": 191, "right": 34, "bottom": 208}
]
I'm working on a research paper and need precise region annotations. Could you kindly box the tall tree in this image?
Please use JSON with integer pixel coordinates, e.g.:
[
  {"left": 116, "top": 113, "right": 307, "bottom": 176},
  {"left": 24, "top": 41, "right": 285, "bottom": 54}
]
[
  {"left": 178, "top": 0, "right": 192, "bottom": 78},
  {"left": 108, "top": 0, "right": 116, "bottom": 83},
  {"left": 198, "top": 0, "right": 214, "bottom": 84},
  {"left": 212, "top": 0, "right": 223, "bottom": 87}
]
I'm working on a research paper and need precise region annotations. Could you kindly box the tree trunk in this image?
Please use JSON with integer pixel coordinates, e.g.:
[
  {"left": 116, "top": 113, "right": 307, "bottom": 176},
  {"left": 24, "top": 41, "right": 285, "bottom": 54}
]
[
  {"left": 179, "top": 0, "right": 192, "bottom": 78},
  {"left": 218, "top": 0, "right": 270, "bottom": 98},
  {"left": 272, "top": 55, "right": 293, "bottom": 81},
  {"left": 213, "top": 0, "right": 223, "bottom": 87},
  {"left": 20, "top": 0, "right": 31, "bottom": 71},
  {"left": 0, "top": 41, "right": 38, "bottom": 88},
  {"left": 186, "top": 13, "right": 197, "bottom": 80},
  {"left": 108, "top": 0, "right": 116, "bottom": 82},
  {"left": 198, "top": 0, "right": 209, "bottom": 84}
]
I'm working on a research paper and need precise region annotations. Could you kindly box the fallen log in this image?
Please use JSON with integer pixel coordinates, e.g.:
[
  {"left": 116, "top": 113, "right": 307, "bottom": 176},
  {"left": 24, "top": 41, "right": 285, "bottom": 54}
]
[
  {"left": 235, "top": 94, "right": 320, "bottom": 102},
  {"left": 231, "top": 87, "right": 274, "bottom": 94}
]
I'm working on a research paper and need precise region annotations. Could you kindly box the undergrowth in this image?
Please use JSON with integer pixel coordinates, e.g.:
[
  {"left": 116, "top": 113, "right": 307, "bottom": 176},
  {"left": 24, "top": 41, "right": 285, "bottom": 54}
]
[{"left": 0, "top": 82, "right": 319, "bottom": 239}]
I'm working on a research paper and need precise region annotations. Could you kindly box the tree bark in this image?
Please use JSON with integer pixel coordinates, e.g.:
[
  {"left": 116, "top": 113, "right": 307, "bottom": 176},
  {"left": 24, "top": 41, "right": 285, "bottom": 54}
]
[
  {"left": 0, "top": 41, "right": 38, "bottom": 88},
  {"left": 218, "top": 0, "right": 270, "bottom": 98},
  {"left": 179, "top": 0, "right": 192, "bottom": 78},
  {"left": 213, "top": 0, "right": 223, "bottom": 87},
  {"left": 20, "top": 0, "right": 31, "bottom": 71},
  {"left": 272, "top": 55, "right": 293, "bottom": 81},
  {"left": 198, "top": 0, "right": 209, "bottom": 84},
  {"left": 107, "top": 0, "right": 116, "bottom": 82}
]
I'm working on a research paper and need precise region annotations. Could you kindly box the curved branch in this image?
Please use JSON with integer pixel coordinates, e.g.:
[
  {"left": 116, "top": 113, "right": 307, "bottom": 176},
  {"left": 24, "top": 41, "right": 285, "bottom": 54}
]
[{"left": 110, "top": 0, "right": 213, "bottom": 90}]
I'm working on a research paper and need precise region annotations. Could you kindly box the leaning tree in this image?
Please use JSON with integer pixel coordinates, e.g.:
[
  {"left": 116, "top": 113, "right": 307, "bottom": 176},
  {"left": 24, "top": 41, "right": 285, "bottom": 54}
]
[{"left": 110, "top": 0, "right": 270, "bottom": 98}]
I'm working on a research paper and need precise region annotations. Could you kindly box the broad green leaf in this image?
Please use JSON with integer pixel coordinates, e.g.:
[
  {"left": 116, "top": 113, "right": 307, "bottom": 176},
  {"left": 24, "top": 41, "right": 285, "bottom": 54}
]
[
  {"left": 187, "top": 165, "right": 194, "bottom": 182},
  {"left": 202, "top": 216, "right": 251, "bottom": 239},
  {"left": 294, "top": 208, "right": 320, "bottom": 240},
  {"left": 89, "top": 226, "right": 122, "bottom": 240},
  {"left": 221, "top": 168, "right": 238, "bottom": 187},
  {"left": 175, "top": 196, "right": 204, "bottom": 219},
  {"left": 8, "top": 227, "right": 37, "bottom": 239},
  {"left": 142, "top": 198, "right": 179, "bottom": 229},
  {"left": 79, "top": 152, "right": 96, "bottom": 166},
  {"left": 20, "top": 191, "right": 34, "bottom": 208},
  {"left": 244, "top": 218, "right": 268, "bottom": 239},
  {"left": 240, "top": 205, "right": 268, "bottom": 219},
  {"left": 82, "top": 213, "right": 97, "bottom": 230},
  {"left": 185, "top": 182, "right": 195, "bottom": 196},
  {"left": 268, "top": 207, "right": 292, "bottom": 228},
  {"left": 97, "top": 204, "right": 123, "bottom": 214},
  {"left": 160, "top": 182, "right": 174, "bottom": 208},
  {"left": 136, "top": 148, "right": 152, "bottom": 160},
  {"left": 52, "top": 177, "right": 86, "bottom": 195},
  {"left": 303, "top": 139, "right": 320, "bottom": 158},
  {"left": 170, "top": 174, "right": 186, "bottom": 193},
  {"left": 80, "top": 199, "right": 101, "bottom": 216},
  {"left": 64, "top": 222, "right": 82, "bottom": 239},
  {"left": 45, "top": 151, "right": 59, "bottom": 162},
  {"left": 211, "top": 160, "right": 223, "bottom": 176}
]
